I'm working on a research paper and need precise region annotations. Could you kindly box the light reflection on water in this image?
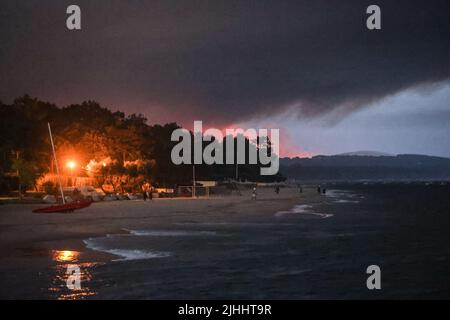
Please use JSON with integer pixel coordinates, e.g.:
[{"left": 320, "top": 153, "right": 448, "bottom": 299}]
[
  {"left": 52, "top": 250, "right": 80, "bottom": 263},
  {"left": 49, "top": 250, "right": 97, "bottom": 300}
]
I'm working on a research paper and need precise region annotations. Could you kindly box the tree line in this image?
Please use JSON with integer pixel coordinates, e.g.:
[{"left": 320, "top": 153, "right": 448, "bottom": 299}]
[{"left": 0, "top": 95, "right": 284, "bottom": 195}]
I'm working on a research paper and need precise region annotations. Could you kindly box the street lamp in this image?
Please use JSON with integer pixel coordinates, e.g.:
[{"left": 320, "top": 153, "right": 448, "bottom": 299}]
[
  {"left": 66, "top": 161, "right": 76, "bottom": 170},
  {"left": 66, "top": 161, "right": 76, "bottom": 186}
]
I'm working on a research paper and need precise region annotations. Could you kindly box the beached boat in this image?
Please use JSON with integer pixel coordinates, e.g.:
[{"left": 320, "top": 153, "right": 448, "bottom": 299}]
[
  {"left": 33, "top": 200, "right": 92, "bottom": 213},
  {"left": 32, "top": 123, "right": 91, "bottom": 213}
]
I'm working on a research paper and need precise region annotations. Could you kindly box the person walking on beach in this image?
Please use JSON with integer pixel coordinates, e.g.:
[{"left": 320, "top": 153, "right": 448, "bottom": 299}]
[
  {"left": 322, "top": 188, "right": 327, "bottom": 195},
  {"left": 275, "top": 186, "right": 280, "bottom": 194},
  {"left": 298, "top": 185, "right": 303, "bottom": 194},
  {"left": 317, "top": 186, "right": 321, "bottom": 194},
  {"left": 148, "top": 188, "right": 153, "bottom": 200},
  {"left": 143, "top": 189, "right": 148, "bottom": 201}
]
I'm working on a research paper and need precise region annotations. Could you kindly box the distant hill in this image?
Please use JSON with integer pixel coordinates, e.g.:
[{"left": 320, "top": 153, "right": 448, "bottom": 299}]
[
  {"left": 335, "top": 150, "right": 394, "bottom": 157},
  {"left": 280, "top": 154, "right": 450, "bottom": 181}
]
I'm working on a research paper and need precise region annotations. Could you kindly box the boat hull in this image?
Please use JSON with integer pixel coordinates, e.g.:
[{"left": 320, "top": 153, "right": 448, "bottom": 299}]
[{"left": 32, "top": 201, "right": 92, "bottom": 213}]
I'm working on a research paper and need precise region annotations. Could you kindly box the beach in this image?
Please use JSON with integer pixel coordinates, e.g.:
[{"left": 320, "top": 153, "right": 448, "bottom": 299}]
[
  {"left": 1, "top": 185, "right": 450, "bottom": 299},
  {"left": 0, "top": 187, "right": 303, "bottom": 299},
  {"left": 0, "top": 188, "right": 302, "bottom": 253}
]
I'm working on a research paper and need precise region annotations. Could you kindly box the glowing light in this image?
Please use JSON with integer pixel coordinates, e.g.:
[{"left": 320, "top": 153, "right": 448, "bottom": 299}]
[{"left": 66, "top": 161, "right": 76, "bottom": 170}]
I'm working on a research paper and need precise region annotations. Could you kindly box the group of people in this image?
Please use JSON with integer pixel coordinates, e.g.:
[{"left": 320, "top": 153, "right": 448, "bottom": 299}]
[
  {"left": 252, "top": 185, "right": 304, "bottom": 200},
  {"left": 252, "top": 185, "right": 282, "bottom": 200},
  {"left": 317, "top": 186, "right": 327, "bottom": 194},
  {"left": 230, "top": 184, "right": 330, "bottom": 200}
]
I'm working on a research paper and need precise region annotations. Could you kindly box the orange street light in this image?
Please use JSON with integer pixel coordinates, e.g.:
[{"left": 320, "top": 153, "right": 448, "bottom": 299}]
[
  {"left": 66, "top": 161, "right": 76, "bottom": 187},
  {"left": 66, "top": 161, "right": 76, "bottom": 170}
]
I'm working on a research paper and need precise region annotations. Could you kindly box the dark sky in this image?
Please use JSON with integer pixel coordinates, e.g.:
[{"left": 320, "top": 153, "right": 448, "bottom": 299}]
[{"left": 1, "top": 1, "right": 449, "bottom": 155}]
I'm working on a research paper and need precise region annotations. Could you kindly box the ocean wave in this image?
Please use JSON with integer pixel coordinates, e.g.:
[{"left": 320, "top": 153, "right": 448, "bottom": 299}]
[
  {"left": 326, "top": 190, "right": 361, "bottom": 203},
  {"left": 83, "top": 238, "right": 172, "bottom": 261},
  {"left": 101, "top": 249, "right": 171, "bottom": 261},
  {"left": 175, "top": 222, "right": 294, "bottom": 227},
  {"left": 126, "top": 229, "right": 218, "bottom": 237},
  {"left": 334, "top": 199, "right": 359, "bottom": 203},
  {"left": 275, "top": 204, "right": 333, "bottom": 219}
]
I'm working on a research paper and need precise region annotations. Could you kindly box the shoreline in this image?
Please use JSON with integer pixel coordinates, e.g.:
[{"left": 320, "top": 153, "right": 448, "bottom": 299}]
[{"left": 0, "top": 187, "right": 310, "bottom": 260}]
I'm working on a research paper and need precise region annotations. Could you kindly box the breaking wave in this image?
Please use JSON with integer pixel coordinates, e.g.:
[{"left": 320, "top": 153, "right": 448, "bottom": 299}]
[
  {"left": 126, "top": 229, "right": 218, "bottom": 237},
  {"left": 83, "top": 238, "right": 172, "bottom": 261},
  {"left": 275, "top": 204, "right": 333, "bottom": 219}
]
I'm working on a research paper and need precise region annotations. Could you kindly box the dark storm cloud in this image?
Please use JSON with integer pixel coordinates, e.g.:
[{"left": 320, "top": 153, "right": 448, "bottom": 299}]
[{"left": 0, "top": 0, "right": 449, "bottom": 125}]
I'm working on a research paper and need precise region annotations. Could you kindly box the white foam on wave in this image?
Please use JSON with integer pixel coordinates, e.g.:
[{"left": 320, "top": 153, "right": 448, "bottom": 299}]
[
  {"left": 83, "top": 238, "right": 172, "bottom": 261},
  {"left": 175, "top": 222, "right": 294, "bottom": 227},
  {"left": 126, "top": 229, "right": 218, "bottom": 237},
  {"left": 275, "top": 204, "right": 333, "bottom": 219},
  {"left": 102, "top": 249, "right": 171, "bottom": 261},
  {"left": 326, "top": 190, "right": 361, "bottom": 203},
  {"left": 275, "top": 204, "right": 311, "bottom": 217},
  {"left": 334, "top": 199, "right": 359, "bottom": 203}
]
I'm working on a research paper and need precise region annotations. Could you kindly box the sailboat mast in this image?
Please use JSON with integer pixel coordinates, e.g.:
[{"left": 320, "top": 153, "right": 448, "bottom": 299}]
[{"left": 48, "top": 123, "right": 65, "bottom": 204}]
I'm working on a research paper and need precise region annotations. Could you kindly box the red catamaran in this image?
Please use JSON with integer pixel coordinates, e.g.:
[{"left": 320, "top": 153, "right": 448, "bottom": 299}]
[{"left": 32, "top": 200, "right": 92, "bottom": 213}]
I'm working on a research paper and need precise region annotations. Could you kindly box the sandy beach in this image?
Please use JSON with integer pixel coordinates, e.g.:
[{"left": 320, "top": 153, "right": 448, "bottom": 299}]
[{"left": 0, "top": 188, "right": 305, "bottom": 254}]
